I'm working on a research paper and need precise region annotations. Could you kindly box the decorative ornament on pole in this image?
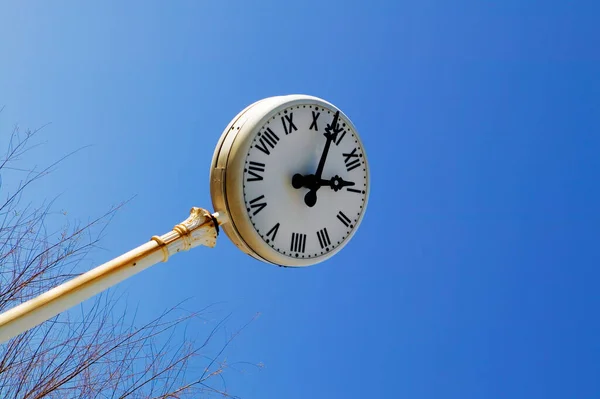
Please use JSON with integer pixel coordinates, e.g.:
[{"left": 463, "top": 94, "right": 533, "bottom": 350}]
[
  {"left": 0, "top": 209, "right": 223, "bottom": 344},
  {"left": 0, "top": 94, "right": 369, "bottom": 344},
  {"left": 150, "top": 207, "right": 222, "bottom": 262}
]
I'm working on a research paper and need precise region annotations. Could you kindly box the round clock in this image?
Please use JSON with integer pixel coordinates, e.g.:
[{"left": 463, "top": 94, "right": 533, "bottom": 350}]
[{"left": 210, "top": 94, "right": 369, "bottom": 267}]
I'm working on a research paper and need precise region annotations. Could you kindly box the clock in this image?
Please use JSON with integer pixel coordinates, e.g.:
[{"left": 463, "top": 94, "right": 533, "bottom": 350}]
[{"left": 210, "top": 94, "right": 369, "bottom": 267}]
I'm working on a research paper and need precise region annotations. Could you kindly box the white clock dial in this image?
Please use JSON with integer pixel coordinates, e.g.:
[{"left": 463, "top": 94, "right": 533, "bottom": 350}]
[
  {"left": 210, "top": 94, "right": 369, "bottom": 267},
  {"left": 242, "top": 104, "right": 367, "bottom": 260}
]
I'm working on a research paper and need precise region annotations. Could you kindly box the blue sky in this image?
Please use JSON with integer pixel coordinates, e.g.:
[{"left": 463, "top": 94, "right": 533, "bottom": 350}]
[{"left": 1, "top": 1, "right": 599, "bottom": 398}]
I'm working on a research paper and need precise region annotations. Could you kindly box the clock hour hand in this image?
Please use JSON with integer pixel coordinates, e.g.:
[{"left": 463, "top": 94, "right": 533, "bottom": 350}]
[
  {"left": 318, "top": 175, "right": 355, "bottom": 192},
  {"left": 292, "top": 174, "right": 355, "bottom": 193}
]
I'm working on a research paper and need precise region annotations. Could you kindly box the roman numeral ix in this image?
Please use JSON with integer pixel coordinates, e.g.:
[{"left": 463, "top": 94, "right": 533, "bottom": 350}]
[
  {"left": 337, "top": 211, "right": 353, "bottom": 228},
  {"left": 290, "top": 232, "right": 306, "bottom": 253},
  {"left": 281, "top": 113, "right": 298, "bottom": 135},
  {"left": 316, "top": 228, "right": 331, "bottom": 249},
  {"left": 255, "top": 128, "right": 280, "bottom": 155},
  {"left": 343, "top": 148, "right": 361, "bottom": 172},
  {"left": 246, "top": 161, "right": 265, "bottom": 182},
  {"left": 248, "top": 195, "right": 267, "bottom": 216}
]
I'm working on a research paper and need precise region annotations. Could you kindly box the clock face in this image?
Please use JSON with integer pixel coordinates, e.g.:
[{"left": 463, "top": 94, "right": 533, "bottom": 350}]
[{"left": 240, "top": 101, "right": 368, "bottom": 263}]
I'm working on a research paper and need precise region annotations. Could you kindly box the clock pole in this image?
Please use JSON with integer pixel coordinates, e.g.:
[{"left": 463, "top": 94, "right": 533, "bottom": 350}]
[
  {"left": 0, "top": 94, "right": 369, "bottom": 344},
  {"left": 0, "top": 207, "right": 227, "bottom": 344}
]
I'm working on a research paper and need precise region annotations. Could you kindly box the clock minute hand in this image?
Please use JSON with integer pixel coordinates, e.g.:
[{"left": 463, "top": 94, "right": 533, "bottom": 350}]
[
  {"left": 314, "top": 110, "right": 341, "bottom": 181},
  {"left": 301, "top": 112, "right": 342, "bottom": 208}
]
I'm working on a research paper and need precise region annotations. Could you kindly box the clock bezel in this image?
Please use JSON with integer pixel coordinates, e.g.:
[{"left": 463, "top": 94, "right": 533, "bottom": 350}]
[{"left": 210, "top": 94, "right": 370, "bottom": 267}]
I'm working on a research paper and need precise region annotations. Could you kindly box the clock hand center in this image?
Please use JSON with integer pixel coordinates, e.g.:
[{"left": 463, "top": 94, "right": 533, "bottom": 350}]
[
  {"left": 292, "top": 173, "right": 306, "bottom": 189},
  {"left": 292, "top": 173, "right": 319, "bottom": 190},
  {"left": 291, "top": 174, "right": 320, "bottom": 208}
]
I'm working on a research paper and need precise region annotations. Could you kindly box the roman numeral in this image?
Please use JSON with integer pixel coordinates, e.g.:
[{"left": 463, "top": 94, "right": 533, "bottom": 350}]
[
  {"left": 248, "top": 195, "right": 267, "bottom": 216},
  {"left": 290, "top": 232, "right": 306, "bottom": 253},
  {"left": 281, "top": 113, "right": 298, "bottom": 135},
  {"left": 309, "top": 111, "right": 320, "bottom": 131},
  {"left": 265, "top": 222, "right": 280, "bottom": 243},
  {"left": 316, "top": 228, "right": 331, "bottom": 249},
  {"left": 347, "top": 188, "right": 362, "bottom": 194},
  {"left": 337, "top": 211, "right": 353, "bottom": 228},
  {"left": 335, "top": 130, "right": 347, "bottom": 146},
  {"left": 326, "top": 125, "right": 344, "bottom": 140},
  {"left": 246, "top": 161, "right": 265, "bottom": 182},
  {"left": 343, "top": 148, "right": 361, "bottom": 172},
  {"left": 254, "top": 128, "right": 280, "bottom": 155}
]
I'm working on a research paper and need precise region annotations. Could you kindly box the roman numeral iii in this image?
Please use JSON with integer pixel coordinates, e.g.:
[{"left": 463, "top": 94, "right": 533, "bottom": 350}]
[
  {"left": 343, "top": 148, "right": 361, "bottom": 171},
  {"left": 248, "top": 195, "right": 267, "bottom": 216},
  {"left": 255, "top": 128, "right": 280, "bottom": 155},
  {"left": 246, "top": 161, "right": 265, "bottom": 182},
  {"left": 281, "top": 113, "right": 298, "bottom": 135},
  {"left": 290, "top": 232, "right": 306, "bottom": 253},
  {"left": 316, "top": 228, "right": 331, "bottom": 249}
]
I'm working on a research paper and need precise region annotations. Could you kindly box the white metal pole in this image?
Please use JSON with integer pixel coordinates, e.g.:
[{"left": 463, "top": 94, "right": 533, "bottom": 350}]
[{"left": 0, "top": 207, "right": 227, "bottom": 344}]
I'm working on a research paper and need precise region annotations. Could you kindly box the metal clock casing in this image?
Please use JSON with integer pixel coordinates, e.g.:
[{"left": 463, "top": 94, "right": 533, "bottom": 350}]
[{"left": 210, "top": 94, "right": 369, "bottom": 267}]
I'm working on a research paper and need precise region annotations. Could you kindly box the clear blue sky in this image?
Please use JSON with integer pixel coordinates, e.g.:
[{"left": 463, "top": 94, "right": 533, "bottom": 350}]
[{"left": 1, "top": 1, "right": 599, "bottom": 398}]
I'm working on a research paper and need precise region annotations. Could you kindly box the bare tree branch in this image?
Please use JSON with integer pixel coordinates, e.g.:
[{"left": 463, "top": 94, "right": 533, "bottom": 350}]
[{"left": 0, "top": 117, "right": 260, "bottom": 398}]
